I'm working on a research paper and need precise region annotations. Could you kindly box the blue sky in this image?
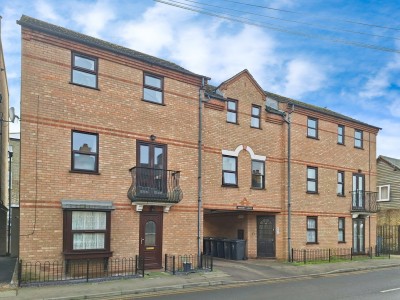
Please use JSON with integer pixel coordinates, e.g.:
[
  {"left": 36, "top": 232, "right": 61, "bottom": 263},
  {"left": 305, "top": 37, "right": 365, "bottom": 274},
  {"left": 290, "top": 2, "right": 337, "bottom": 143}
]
[{"left": 1, "top": 0, "right": 400, "bottom": 157}]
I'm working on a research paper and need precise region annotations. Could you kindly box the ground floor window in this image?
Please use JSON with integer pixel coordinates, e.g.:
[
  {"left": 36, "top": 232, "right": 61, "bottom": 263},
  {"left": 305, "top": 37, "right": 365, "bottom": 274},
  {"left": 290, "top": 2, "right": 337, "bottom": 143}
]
[
  {"left": 307, "top": 216, "right": 318, "bottom": 244},
  {"left": 62, "top": 200, "right": 113, "bottom": 259}
]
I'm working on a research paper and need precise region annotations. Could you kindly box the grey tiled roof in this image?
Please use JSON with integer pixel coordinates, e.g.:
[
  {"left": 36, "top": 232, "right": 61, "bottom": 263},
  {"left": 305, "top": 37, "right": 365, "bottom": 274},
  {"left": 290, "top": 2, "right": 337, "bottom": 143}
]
[
  {"left": 17, "top": 15, "right": 208, "bottom": 79},
  {"left": 379, "top": 156, "right": 400, "bottom": 170},
  {"left": 265, "top": 91, "right": 381, "bottom": 130}
]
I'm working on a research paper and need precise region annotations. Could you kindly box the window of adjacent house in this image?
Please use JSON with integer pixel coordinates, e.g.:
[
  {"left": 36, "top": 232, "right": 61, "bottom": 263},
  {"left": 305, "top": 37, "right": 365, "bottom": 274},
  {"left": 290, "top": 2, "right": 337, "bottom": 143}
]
[
  {"left": 222, "top": 155, "right": 237, "bottom": 186},
  {"left": 307, "top": 117, "right": 318, "bottom": 139},
  {"left": 307, "top": 166, "right": 318, "bottom": 193},
  {"left": 337, "top": 171, "right": 345, "bottom": 196},
  {"left": 338, "top": 218, "right": 345, "bottom": 243},
  {"left": 307, "top": 217, "right": 318, "bottom": 244},
  {"left": 72, "top": 53, "right": 98, "bottom": 88},
  {"left": 72, "top": 131, "right": 99, "bottom": 173},
  {"left": 143, "top": 73, "right": 163, "bottom": 104},
  {"left": 354, "top": 129, "right": 363, "bottom": 148},
  {"left": 63, "top": 210, "right": 111, "bottom": 255},
  {"left": 251, "top": 160, "right": 265, "bottom": 189},
  {"left": 338, "top": 125, "right": 345, "bottom": 145},
  {"left": 251, "top": 105, "right": 261, "bottom": 128},
  {"left": 227, "top": 99, "right": 238, "bottom": 124},
  {"left": 377, "top": 185, "right": 390, "bottom": 201}
]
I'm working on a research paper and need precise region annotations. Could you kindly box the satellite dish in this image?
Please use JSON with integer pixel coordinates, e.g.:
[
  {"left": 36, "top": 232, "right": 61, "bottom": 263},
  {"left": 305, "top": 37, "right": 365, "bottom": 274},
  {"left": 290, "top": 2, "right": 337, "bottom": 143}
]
[{"left": 9, "top": 107, "right": 19, "bottom": 123}]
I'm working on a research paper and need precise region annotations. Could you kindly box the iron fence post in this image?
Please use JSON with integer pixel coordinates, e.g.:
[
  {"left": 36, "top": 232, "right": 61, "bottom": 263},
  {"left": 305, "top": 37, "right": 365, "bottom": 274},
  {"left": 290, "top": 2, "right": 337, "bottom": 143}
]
[
  {"left": 172, "top": 255, "right": 176, "bottom": 275},
  {"left": 165, "top": 254, "right": 168, "bottom": 272},
  {"left": 18, "top": 260, "right": 22, "bottom": 287},
  {"left": 329, "top": 248, "right": 331, "bottom": 262},
  {"left": 351, "top": 248, "right": 353, "bottom": 260},
  {"left": 291, "top": 248, "right": 293, "bottom": 262},
  {"left": 86, "top": 260, "right": 89, "bottom": 282},
  {"left": 303, "top": 249, "right": 306, "bottom": 264},
  {"left": 211, "top": 255, "right": 213, "bottom": 271}
]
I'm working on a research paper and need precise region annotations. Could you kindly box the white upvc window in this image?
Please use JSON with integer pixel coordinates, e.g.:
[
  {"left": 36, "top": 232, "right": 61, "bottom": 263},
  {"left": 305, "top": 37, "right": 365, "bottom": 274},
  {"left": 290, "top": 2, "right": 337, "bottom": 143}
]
[{"left": 377, "top": 185, "right": 390, "bottom": 202}]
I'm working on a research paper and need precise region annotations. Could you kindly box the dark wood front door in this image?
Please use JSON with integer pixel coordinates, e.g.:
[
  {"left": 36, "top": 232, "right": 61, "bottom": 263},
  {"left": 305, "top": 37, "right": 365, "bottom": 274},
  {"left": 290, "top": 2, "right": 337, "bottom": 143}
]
[
  {"left": 139, "top": 212, "right": 163, "bottom": 269},
  {"left": 257, "top": 216, "right": 275, "bottom": 257}
]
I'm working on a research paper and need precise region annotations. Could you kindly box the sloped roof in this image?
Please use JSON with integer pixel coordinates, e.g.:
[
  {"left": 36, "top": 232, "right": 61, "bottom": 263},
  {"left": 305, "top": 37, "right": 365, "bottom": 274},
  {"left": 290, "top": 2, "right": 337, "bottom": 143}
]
[
  {"left": 17, "top": 15, "right": 208, "bottom": 80},
  {"left": 378, "top": 155, "right": 400, "bottom": 170},
  {"left": 265, "top": 91, "right": 381, "bottom": 130}
]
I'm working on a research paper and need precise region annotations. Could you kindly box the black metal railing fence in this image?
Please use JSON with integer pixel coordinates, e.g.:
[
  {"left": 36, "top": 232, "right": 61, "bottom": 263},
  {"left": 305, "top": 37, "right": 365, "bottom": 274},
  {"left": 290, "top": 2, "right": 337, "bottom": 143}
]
[
  {"left": 165, "top": 253, "right": 213, "bottom": 275},
  {"left": 291, "top": 246, "right": 389, "bottom": 264},
  {"left": 18, "top": 256, "right": 144, "bottom": 287}
]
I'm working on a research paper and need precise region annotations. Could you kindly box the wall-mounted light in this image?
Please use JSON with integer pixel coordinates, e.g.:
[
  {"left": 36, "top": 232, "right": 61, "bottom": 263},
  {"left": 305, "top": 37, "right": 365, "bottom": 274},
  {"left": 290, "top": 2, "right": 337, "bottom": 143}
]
[{"left": 150, "top": 135, "right": 156, "bottom": 141}]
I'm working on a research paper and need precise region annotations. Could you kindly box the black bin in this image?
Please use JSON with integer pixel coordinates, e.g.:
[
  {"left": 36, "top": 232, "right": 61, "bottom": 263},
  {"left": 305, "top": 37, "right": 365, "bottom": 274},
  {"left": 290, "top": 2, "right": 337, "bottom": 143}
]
[
  {"left": 210, "top": 238, "right": 218, "bottom": 257},
  {"left": 203, "top": 237, "right": 211, "bottom": 255},
  {"left": 231, "top": 239, "right": 246, "bottom": 260},
  {"left": 223, "top": 239, "right": 232, "bottom": 259},
  {"left": 216, "top": 239, "right": 225, "bottom": 258}
]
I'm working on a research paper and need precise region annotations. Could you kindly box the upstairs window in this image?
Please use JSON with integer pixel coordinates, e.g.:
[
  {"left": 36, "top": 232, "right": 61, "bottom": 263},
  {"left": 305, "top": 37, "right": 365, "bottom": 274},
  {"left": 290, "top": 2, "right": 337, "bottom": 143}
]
[
  {"left": 143, "top": 73, "right": 163, "bottom": 104},
  {"left": 307, "top": 217, "right": 318, "bottom": 244},
  {"left": 377, "top": 185, "right": 390, "bottom": 201},
  {"left": 354, "top": 129, "right": 363, "bottom": 148},
  {"left": 338, "top": 218, "right": 345, "bottom": 243},
  {"left": 337, "top": 171, "right": 345, "bottom": 196},
  {"left": 338, "top": 125, "right": 345, "bottom": 145},
  {"left": 307, "top": 117, "right": 318, "bottom": 139},
  {"left": 72, "top": 131, "right": 99, "bottom": 173},
  {"left": 251, "top": 105, "right": 261, "bottom": 128},
  {"left": 222, "top": 155, "right": 237, "bottom": 186},
  {"left": 72, "top": 53, "right": 98, "bottom": 88},
  {"left": 227, "top": 99, "right": 238, "bottom": 124},
  {"left": 307, "top": 166, "right": 318, "bottom": 193},
  {"left": 251, "top": 160, "right": 265, "bottom": 189}
]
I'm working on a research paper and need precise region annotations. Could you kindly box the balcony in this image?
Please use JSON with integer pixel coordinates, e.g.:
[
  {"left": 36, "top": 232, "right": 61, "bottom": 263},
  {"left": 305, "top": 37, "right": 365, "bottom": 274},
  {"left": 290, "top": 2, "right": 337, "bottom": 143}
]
[
  {"left": 350, "top": 191, "right": 379, "bottom": 214},
  {"left": 128, "top": 167, "right": 183, "bottom": 208}
]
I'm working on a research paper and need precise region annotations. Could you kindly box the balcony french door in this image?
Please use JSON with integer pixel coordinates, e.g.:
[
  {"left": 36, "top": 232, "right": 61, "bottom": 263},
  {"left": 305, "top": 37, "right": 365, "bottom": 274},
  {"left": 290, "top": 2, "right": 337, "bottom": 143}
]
[
  {"left": 352, "top": 174, "right": 365, "bottom": 210},
  {"left": 137, "top": 141, "right": 167, "bottom": 198}
]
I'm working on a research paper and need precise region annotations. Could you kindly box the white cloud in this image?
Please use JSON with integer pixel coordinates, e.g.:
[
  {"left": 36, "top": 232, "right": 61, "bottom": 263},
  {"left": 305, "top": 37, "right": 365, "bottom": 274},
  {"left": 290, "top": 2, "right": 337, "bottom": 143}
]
[
  {"left": 171, "top": 24, "right": 276, "bottom": 83},
  {"left": 281, "top": 59, "right": 327, "bottom": 98},
  {"left": 71, "top": 0, "right": 116, "bottom": 38},
  {"left": 116, "top": 3, "right": 192, "bottom": 55},
  {"left": 34, "top": 0, "right": 62, "bottom": 22}
]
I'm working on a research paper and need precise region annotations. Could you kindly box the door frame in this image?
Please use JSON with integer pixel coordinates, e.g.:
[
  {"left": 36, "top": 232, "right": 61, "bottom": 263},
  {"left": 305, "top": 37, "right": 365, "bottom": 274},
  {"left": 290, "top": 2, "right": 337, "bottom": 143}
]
[
  {"left": 257, "top": 215, "right": 276, "bottom": 258},
  {"left": 139, "top": 211, "right": 163, "bottom": 269},
  {"left": 352, "top": 217, "right": 365, "bottom": 254}
]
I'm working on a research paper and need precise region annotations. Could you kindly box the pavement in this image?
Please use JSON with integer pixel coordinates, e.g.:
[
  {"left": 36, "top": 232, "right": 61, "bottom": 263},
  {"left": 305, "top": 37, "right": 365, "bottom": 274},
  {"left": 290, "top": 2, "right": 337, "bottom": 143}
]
[{"left": 1, "top": 256, "right": 400, "bottom": 299}]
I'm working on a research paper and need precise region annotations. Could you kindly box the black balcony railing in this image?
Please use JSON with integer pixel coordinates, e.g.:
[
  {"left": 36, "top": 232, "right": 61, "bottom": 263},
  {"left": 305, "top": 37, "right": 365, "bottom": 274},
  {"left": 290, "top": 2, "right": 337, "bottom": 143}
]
[
  {"left": 350, "top": 191, "right": 379, "bottom": 213},
  {"left": 128, "top": 167, "right": 183, "bottom": 203}
]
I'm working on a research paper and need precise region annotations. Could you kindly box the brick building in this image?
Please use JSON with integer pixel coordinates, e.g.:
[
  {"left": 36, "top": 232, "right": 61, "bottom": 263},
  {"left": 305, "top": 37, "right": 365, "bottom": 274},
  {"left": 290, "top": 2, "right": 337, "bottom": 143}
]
[
  {"left": 0, "top": 16, "right": 11, "bottom": 256},
  {"left": 18, "top": 15, "right": 380, "bottom": 266}
]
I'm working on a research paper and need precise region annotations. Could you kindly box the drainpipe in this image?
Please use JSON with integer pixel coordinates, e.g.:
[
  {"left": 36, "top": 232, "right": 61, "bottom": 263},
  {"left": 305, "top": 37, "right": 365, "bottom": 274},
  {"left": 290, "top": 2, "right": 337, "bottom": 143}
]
[
  {"left": 283, "top": 104, "right": 294, "bottom": 262},
  {"left": 198, "top": 78, "right": 205, "bottom": 261}
]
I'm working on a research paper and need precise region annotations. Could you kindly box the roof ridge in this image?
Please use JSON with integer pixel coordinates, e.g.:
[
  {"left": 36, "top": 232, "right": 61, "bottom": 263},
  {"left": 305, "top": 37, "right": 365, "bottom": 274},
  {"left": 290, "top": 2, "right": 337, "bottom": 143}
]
[{"left": 17, "top": 15, "right": 209, "bottom": 80}]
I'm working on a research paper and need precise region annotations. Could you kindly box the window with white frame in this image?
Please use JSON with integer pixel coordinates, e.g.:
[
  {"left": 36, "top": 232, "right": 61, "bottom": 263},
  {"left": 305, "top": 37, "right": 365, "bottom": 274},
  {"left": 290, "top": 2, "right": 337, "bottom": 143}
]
[{"left": 377, "top": 185, "right": 390, "bottom": 201}]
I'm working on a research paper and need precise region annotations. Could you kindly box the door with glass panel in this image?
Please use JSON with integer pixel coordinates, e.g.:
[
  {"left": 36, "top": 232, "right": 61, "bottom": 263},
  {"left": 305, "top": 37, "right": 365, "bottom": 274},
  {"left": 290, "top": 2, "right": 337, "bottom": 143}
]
[
  {"left": 139, "top": 212, "right": 163, "bottom": 269},
  {"left": 257, "top": 216, "right": 275, "bottom": 257},
  {"left": 137, "top": 141, "right": 167, "bottom": 198},
  {"left": 352, "top": 173, "right": 365, "bottom": 210},
  {"left": 353, "top": 218, "right": 365, "bottom": 254}
]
